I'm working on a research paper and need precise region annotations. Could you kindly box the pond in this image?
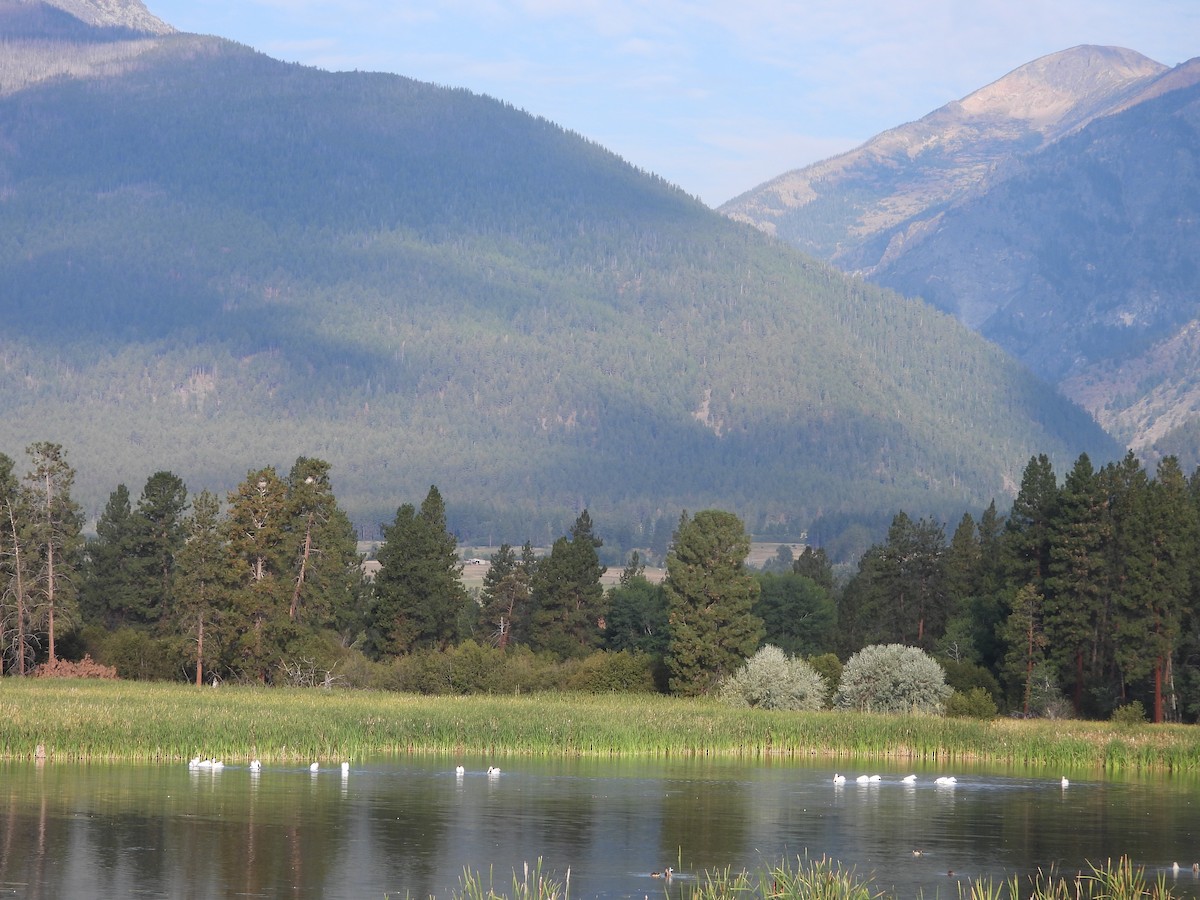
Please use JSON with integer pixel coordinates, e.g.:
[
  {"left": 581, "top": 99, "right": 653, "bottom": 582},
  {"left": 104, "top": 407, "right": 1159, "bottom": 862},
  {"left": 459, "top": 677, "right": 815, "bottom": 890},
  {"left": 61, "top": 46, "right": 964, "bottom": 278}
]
[{"left": 2, "top": 756, "right": 1199, "bottom": 898}]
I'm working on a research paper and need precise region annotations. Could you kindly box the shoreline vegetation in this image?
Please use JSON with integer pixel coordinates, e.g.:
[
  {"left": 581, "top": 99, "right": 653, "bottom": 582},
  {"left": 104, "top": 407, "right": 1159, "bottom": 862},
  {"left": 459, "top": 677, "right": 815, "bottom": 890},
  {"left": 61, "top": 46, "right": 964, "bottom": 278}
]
[
  {"left": 4, "top": 680, "right": 1200, "bottom": 771},
  {"left": 453, "top": 855, "right": 1182, "bottom": 900}
]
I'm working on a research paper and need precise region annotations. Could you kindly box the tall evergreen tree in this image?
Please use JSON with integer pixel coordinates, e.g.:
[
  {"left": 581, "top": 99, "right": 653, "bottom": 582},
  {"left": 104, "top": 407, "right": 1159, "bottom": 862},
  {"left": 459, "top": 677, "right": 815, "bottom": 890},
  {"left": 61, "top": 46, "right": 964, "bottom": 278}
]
[
  {"left": 131, "top": 471, "right": 189, "bottom": 627},
  {"left": 80, "top": 484, "right": 139, "bottom": 627},
  {"left": 872, "top": 512, "right": 948, "bottom": 649},
  {"left": 528, "top": 510, "right": 607, "bottom": 659},
  {"left": 173, "top": 490, "right": 242, "bottom": 686},
  {"left": 752, "top": 571, "right": 835, "bottom": 658},
  {"left": 1044, "top": 453, "right": 1109, "bottom": 714},
  {"left": 999, "top": 582, "right": 1047, "bottom": 716},
  {"left": 1114, "top": 457, "right": 1197, "bottom": 721},
  {"left": 0, "top": 453, "right": 34, "bottom": 675},
  {"left": 284, "top": 457, "right": 360, "bottom": 631},
  {"left": 370, "top": 485, "right": 468, "bottom": 655},
  {"left": 24, "top": 442, "right": 83, "bottom": 665},
  {"left": 224, "top": 467, "right": 292, "bottom": 681},
  {"left": 604, "top": 573, "right": 668, "bottom": 656},
  {"left": 664, "top": 510, "right": 763, "bottom": 696},
  {"left": 477, "top": 543, "right": 534, "bottom": 649},
  {"left": 1003, "top": 454, "right": 1059, "bottom": 593},
  {"left": 792, "top": 545, "right": 834, "bottom": 591}
]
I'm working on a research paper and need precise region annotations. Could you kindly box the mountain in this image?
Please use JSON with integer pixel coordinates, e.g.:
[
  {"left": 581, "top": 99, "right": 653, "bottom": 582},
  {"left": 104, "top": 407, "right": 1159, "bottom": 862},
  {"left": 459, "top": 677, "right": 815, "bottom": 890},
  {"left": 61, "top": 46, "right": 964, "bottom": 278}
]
[
  {"left": 0, "top": 2, "right": 1118, "bottom": 554},
  {"left": 721, "top": 46, "right": 1200, "bottom": 467}
]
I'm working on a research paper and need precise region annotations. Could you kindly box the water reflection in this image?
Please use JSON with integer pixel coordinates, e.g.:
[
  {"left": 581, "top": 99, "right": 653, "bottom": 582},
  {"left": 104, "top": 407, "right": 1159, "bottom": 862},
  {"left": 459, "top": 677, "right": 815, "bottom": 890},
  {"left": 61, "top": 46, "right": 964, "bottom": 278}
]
[{"left": 1, "top": 758, "right": 1198, "bottom": 899}]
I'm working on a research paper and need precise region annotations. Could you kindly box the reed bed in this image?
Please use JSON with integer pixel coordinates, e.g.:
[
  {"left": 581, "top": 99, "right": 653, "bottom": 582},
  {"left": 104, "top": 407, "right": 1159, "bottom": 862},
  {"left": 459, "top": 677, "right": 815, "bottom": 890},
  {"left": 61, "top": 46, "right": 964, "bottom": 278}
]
[{"left": 4, "top": 679, "right": 1200, "bottom": 771}]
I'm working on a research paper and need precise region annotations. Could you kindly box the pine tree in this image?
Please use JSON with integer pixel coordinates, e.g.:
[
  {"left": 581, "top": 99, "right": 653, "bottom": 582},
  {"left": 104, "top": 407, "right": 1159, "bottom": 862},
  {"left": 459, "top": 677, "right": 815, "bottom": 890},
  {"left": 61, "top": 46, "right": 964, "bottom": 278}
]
[
  {"left": 131, "top": 471, "right": 189, "bottom": 627},
  {"left": 872, "top": 512, "right": 948, "bottom": 649},
  {"left": 1003, "top": 454, "right": 1059, "bottom": 592},
  {"left": 80, "top": 484, "right": 139, "bottom": 627},
  {"left": 1044, "top": 453, "right": 1109, "bottom": 714},
  {"left": 224, "top": 467, "right": 292, "bottom": 681},
  {"left": 664, "top": 510, "right": 763, "bottom": 696},
  {"left": 1113, "top": 457, "right": 1197, "bottom": 721},
  {"left": 0, "top": 454, "right": 34, "bottom": 675},
  {"left": 999, "top": 583, "right": 1047, "bottom": 716},
  {"left": 528, "top": 510, "right": 607, "bottom": 659},
  {"left": 173, "top": 490, "right": 242, "bottom": 686},
  {"left": 370, "top": 485, "right": 468, "bottom": 655},
  {"left": 477, "top": 543, "right": 534, "bottom": 649},
  {"left": 23, "top": 442, "right": 83, "bottom": 666},
  {"left": 284, "top": 457, "right": 360, "bottom": 631}
]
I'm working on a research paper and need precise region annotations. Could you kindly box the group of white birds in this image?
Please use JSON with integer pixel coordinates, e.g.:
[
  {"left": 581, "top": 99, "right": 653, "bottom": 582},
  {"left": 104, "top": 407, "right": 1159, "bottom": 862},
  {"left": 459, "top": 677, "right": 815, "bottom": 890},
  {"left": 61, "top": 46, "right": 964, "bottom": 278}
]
[
  {"left": 455, "top": 765, "right": 501, "bottom": 776},
  {"left": 833, "top": 773, "right": 1070, "bottom": 787},
  {"left": 189, "top": 757, "right": 350, "bottom": 775}
]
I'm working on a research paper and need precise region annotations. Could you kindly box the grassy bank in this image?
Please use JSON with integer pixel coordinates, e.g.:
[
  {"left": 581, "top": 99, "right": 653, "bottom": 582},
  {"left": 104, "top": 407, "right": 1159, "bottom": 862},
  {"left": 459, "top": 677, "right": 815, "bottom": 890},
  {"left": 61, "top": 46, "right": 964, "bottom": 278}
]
[{"left": 3, "top": 679, "right": 1199, "bottom": 770}]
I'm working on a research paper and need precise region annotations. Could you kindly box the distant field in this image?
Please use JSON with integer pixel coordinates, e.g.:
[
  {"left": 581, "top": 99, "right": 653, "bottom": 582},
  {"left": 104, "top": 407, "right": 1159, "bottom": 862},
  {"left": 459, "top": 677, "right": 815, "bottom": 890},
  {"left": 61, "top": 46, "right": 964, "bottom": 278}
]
[{"left": 358, "top": 541, "right": 798, "bottom": 588}]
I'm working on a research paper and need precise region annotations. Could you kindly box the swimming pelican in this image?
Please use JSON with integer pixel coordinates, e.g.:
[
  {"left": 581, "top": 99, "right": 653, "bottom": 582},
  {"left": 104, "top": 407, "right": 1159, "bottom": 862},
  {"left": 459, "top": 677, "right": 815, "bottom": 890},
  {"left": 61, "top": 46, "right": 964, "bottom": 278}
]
[
  {"left": 487, "top": 765, "right": 500, "bottom": 776},
  {"left": 310, "top": 762, "right": 319, "bottom": 773},
  {"left": 1174, "top": 863, "right": 1181, "bottom": 875},
  {"left": 455, "top": 765, "right": 466, "bottom": 776},
  {"left": 341, "top": 761, "right": 350, "bottom": 775},
  {"left": 935, "top": 776, "right": 957, "bottom": 786},
  {"left": 249, "top": 759, "right": 261, "bottom": 772},
  {"left": 1060, "top": 776, "right": 1069, "bottom": 788},
  {"left": 188, "top": 756, "right": 201, "bottom": 769},
  {"left": 868, "top": 774, "right": 881, "bottom": 782},
  {"left": 902, "top": 774, "right": 917, "bottom": 784},
  {"left": 210, "top": 760, "right": 224, "bottom": 770},
  {"left": 856, "top": 774, "right": 870, "bottom": 783},
  {"left": 832, "top": 773, "right": 846, "bottom": 785}
]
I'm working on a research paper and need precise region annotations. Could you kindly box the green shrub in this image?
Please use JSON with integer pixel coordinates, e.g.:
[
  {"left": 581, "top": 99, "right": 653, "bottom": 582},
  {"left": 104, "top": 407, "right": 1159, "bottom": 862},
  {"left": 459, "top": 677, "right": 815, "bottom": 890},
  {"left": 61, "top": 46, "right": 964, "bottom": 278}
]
[
  {"left": 100, "top": 628, "right": 177, "bottom": 681},
  {"left": 1111, "top": 700, "right": 1146, "bottom": 726},
  {"left": 719, "top": 645, "right": 826, "bottom": 711},
  {"left": 806, "top": 653, "right": 843, "bottom": 708},
  {"left": 834, "top": 644, "right": 951, "bottom": 714},
  {"left": 945, "top": 686, "right": 998, "bottom": 719},
  {"left": 564, "top": 651, "right": 657, "bottom": 693}
]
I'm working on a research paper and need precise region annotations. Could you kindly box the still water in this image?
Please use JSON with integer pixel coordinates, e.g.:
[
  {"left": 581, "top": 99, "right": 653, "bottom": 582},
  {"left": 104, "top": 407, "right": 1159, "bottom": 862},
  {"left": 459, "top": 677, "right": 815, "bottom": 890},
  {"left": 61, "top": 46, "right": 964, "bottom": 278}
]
[{"left": 1, "top": 756, "right": 1198, "bottom": 899}]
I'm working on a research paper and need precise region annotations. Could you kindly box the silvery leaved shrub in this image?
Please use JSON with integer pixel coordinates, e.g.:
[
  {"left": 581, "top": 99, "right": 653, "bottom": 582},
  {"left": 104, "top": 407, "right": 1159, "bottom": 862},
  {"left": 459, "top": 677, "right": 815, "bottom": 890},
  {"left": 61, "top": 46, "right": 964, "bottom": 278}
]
[
  {"left": 834, "top": 643, "right": 951, "bottom": 714},
  {"left": 719, "top": 645, "right": 826, "bottom": 711}
]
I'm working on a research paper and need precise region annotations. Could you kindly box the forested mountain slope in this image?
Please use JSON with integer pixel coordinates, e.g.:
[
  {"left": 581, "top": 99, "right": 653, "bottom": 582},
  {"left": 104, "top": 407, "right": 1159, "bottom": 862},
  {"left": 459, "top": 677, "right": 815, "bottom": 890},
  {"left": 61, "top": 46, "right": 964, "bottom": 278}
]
[
  {"left": 0, "top": 2, "right": 1117, "bottom": 549},
  {"left": 722, "top": 46, "right": 1200, "bottom": 470}
]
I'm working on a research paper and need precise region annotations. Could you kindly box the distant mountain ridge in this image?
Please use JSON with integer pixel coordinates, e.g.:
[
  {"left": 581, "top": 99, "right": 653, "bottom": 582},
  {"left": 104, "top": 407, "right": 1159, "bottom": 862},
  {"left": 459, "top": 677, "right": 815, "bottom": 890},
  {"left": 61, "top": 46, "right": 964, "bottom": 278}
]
[
  {"left": 722, "top": 46, "right": 1200, "bottom": 466},
  {"left": 0, "top": 3, "right": 1117, "bottom": 551}
]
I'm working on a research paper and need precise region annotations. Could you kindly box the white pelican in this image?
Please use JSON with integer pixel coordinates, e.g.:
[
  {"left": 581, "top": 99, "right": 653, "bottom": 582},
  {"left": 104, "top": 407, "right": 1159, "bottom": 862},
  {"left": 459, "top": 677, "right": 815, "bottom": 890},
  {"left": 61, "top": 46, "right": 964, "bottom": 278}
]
[
  {"left": 902, "top": 774, "right": 917, "bottom": 784},
  {"left": 211, "top": 760, "right": 224, "bottom": 770},
  {"left": 487, "top": 765, "right": 500, "bottom": 776},
  {"left": 249, "top": 759, "right": 262, "bottom": 772},
  {"left": 868, "top": 774, "right": 881, "bottom": 782},
  {"left": 310, "top": 762, "right": 319, "bottom": 773},
  {"left": 455, "top": 765, "right": 466, "bottom": 776},
  {"left": 341, "top": 761, "right": 350, "bottom": 775},
  {"left": 1060, "top": 776, "right": 1069, "bottom": 788},
  {"left": 935, "top": 776, "right": 957, "bottom": 786},
  {"left": 832, "top": 773, "right": 846, "bottom": 785},
  {"left": 188, "top": 756, "right": 201, "bottom": 769},
  {"left": 856, "top": 774, "right": 870, "bottom": 783}
]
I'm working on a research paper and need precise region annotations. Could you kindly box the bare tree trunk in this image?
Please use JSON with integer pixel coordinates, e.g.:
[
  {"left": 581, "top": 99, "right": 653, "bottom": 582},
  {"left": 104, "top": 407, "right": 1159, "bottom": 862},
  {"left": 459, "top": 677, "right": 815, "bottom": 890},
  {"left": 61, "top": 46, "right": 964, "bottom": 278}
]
[
  {"left": 46, "top": 540, "right": 55, "bottom": 664},
  {"left": 195, "top": 612, "right": 204, "bottom": 688},
  {"left": 290, "top": 513, "right": 314, "bottom": 622},
  {"left": 1154, "top": 657, "right": 1164, "bottom": 724}
]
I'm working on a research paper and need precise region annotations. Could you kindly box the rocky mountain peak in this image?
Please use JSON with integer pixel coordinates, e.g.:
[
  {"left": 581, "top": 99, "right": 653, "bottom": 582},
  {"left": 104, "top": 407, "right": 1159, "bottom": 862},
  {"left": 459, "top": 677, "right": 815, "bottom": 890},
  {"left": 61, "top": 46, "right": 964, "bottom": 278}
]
[{"left": 6, "top": 0, "right": 173, "bottom": 34}]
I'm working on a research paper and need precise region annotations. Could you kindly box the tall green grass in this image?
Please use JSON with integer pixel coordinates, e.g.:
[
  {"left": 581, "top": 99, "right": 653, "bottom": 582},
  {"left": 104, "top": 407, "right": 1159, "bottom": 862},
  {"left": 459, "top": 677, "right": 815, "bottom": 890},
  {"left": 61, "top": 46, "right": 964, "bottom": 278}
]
[{"left": 4, "top": 679, "right": 1200, "bottom": 770}]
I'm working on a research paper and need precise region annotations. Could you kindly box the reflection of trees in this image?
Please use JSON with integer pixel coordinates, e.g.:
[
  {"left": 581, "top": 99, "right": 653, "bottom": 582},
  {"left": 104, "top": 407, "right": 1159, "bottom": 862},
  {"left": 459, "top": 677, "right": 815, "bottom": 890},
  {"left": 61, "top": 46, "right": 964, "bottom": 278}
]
[{"left": 659, "top": 773, "right": 750, "bottom": 866}]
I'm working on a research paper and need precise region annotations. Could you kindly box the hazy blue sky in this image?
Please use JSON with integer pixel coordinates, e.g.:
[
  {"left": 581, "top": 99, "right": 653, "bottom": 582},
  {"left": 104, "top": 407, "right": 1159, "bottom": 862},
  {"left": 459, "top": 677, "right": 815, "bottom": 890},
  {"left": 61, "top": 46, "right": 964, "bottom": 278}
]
[{"left": 146, "top": 1, "right": 1198, "bottom": 206}]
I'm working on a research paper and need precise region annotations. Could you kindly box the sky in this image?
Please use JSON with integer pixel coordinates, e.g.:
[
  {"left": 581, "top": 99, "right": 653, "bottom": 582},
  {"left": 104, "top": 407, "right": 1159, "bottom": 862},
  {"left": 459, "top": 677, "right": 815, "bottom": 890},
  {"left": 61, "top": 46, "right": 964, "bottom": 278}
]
[{"left": 145, "top": 1, "right": 1198, "bottom": 207}]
